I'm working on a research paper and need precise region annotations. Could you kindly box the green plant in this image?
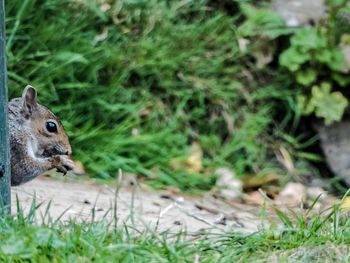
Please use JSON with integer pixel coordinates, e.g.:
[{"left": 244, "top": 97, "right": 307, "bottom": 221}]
[
  {"left": 279, "top": 0, "right": 350, "bottom": 124},
  {"left": 5, "top": 0, "right": 299, "bottom": 190},
  {"left": 9, "top": 0, "right": 348, "bottom": 190}
]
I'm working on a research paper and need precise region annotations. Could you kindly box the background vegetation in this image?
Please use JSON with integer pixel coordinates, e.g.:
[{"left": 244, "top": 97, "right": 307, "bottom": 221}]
[
  {"left": 4, "top": 1, "right": 350, "bottom": 261},
  {"left": 5, "top": 0, "right": 350, "bottom": 191}
]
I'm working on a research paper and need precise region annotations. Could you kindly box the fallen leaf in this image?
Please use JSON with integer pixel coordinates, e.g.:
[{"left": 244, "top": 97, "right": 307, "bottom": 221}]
[
  {"left": 170, "top": 142, "right": 203, "bottom": 173},
  {"left": 94, "top": 27, "right": 108, "bottom": 43},
  {"left": 100, "top": 3, "right": 111, "bottom": 12},
  {"left": 242, "top": 173, "right": 281, "bottom": 191},
  {"left": 185, "top": 142, "right": 203, "bottom": 173},
  {"left": 238, "top": 38, "right": 249, "bottom": 52},
  {"left": 276, "top": 146, "right": 294, "bottom": 172},
  {"left": 253, "top": 38, "right": 275, "bottom": 69},
  {"left": 341, "top": 196, "right": 350, "bottom": 211}
]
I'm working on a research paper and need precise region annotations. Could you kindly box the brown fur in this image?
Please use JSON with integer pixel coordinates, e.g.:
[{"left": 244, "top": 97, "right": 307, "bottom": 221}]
[{"left": 8, "top": 85, "right": 74, "bottom": 186}]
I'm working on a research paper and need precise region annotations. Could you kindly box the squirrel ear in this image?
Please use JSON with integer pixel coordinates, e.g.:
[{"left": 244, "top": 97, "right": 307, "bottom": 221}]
[{"left": 22, "top": 85, "right": 37, "bottom": 117}]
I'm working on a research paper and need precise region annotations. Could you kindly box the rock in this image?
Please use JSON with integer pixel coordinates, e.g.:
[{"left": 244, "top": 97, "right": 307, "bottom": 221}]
[
  {"left": 215, "top": 167, "right": 243, "bottom": 200},
  {"left": 214, "top": 214, "right": 227, "bottom": 225},
  {"left": 305, "top": 186, "right": 328, "bottom": 211},
  {"left": 275, "top": 182, "right": 306, "bottom": 207},
  {"left": 306, "top": 186, "right": 327, "bottom": 201},
  {"left": 272, "top": 0, "right": 326, "bottom": 27},
  {"left": 316, "top": 121, "right": 350, "bottom": 186}
]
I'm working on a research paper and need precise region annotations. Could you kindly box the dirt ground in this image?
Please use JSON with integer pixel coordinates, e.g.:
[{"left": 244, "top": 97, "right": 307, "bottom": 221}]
[
  {"left": 11, "top": 175, "right": 263, "bottom": 234},
  {"left": 11, "top": 173, "right": 338, "bottom": 235}
]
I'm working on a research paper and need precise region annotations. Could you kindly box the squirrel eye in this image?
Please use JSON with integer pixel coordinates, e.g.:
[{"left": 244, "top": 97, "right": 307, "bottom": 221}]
[{"left": 46, "top": 121, "right": 58, "bottom": 133}]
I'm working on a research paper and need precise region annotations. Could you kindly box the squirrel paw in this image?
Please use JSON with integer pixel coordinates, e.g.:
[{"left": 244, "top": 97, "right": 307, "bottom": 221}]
[{"left": 52, "top": 155, "right": 75, "bottom": 175}]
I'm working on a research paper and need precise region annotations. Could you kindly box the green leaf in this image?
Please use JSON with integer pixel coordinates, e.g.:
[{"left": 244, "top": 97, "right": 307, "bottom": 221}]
[
  {"left": 0, "top": 237, "right": 34, "bottom": 258},
  {"left": 297, "top": 95, "right": 315, "bottom": 115},
  {"left": 296, "top": 69, "right": 317, "bottom": 86},
  {"left": 238, "top": 4, "right": 293, "bottom": 38},
  {"left": 332, "top": 72, "right": 350, "bottom": 86},
  {"left": 316, "top": 47, "right": 345, "bottom": 72},
  {"left": 315, "top": 49, "right": 333, "bottom": 64},
  {"left": 239, "top": 3, "right": 257, "bottom": 18},
  {"left": 315, "top": 49, "right": 332, "bottom": 64},
  {"left": 328, "top": 48, "right": 346, "bottom": 72},
  {"left": 279, "top": 47, "right": 310, "bottom": 71},
  {"left": 310, "top": 83, "right": 348, "bottom": 124},
  {"left": 53, "top": 51, "right": 89, "bottom": 65},
  {"left": 291, "top": 28, "right": 326, "bottom": 51},
  {"left": 341, "top": 34, "right": 350, "bottom": 45}
]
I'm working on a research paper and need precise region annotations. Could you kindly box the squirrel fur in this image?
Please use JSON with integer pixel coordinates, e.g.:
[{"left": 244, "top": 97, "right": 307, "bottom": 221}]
[{"left": 8, "top": 85, "right": 74, "bottom": 186}]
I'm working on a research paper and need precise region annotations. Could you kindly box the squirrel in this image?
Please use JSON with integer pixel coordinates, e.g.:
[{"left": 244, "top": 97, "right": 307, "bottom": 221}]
[{"left": 8, "top": 85, "right": 74, "bottom": 186}]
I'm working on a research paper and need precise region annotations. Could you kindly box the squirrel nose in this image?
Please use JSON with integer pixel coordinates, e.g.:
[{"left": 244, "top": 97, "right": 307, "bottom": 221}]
[{"left": 66, "top": 149, "right": 72, "bottom": 156}]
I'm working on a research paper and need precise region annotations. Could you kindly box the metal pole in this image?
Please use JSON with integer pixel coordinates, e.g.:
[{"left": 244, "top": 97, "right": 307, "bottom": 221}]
[{"left": 0, "top": 0, "right": 10, "bottom": 214}]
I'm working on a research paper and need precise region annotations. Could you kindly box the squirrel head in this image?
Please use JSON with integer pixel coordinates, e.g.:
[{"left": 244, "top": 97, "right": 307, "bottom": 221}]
[{"left": 20, "top": 85, "right": 72, "bottom": 158}]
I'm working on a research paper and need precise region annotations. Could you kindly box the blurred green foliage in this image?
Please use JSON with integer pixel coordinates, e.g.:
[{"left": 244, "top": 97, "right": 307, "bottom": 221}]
[
  {"left": 5, "top": 0, "right": 350, "bottom": 191},
  {"left": 280, "top": 1, "right": 350, "bottom": 124}
]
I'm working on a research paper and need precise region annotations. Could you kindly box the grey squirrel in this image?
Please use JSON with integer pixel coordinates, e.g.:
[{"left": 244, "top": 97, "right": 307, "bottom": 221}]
[{"left": 8, "top": 85, "right": 74, "bottom": 186}]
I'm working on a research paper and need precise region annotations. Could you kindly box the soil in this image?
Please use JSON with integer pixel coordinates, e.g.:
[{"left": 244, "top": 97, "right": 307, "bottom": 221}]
[
  {"left": 11, "top": 175, "right": 262, "bottom": 234},
  {"left": 11, "top": 174, "right": 337, "bottom": 235}
]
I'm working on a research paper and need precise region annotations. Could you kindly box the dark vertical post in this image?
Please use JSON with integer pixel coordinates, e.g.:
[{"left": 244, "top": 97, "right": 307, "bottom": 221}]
[{"left": 0, "top": 0, "right": 10, "bottom": 214}]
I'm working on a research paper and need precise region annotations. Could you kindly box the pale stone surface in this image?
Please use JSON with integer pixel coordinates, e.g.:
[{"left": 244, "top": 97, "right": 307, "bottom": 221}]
[
  {"left": 11, "top": 177, "right": 261, "bottom": 234},
  {"left": 215, "top": 167, "right": 243, "bottom": 200},
  {"left": 272, "top": 0, "right": 325, "bottom": 26},
  {"left": 11, "top": 176, "right": 338, "bottom": 235},
  {"left": 275, "top": 182, "right": 306, "bottom": 207}
]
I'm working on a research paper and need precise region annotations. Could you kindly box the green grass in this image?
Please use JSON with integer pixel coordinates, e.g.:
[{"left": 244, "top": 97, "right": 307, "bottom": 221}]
[
  {"left": 2, "top": 198, "right": 350, "bottom": 262},
  {"left": 5, "top": 0, "right": 305, "bottom": 191}
]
